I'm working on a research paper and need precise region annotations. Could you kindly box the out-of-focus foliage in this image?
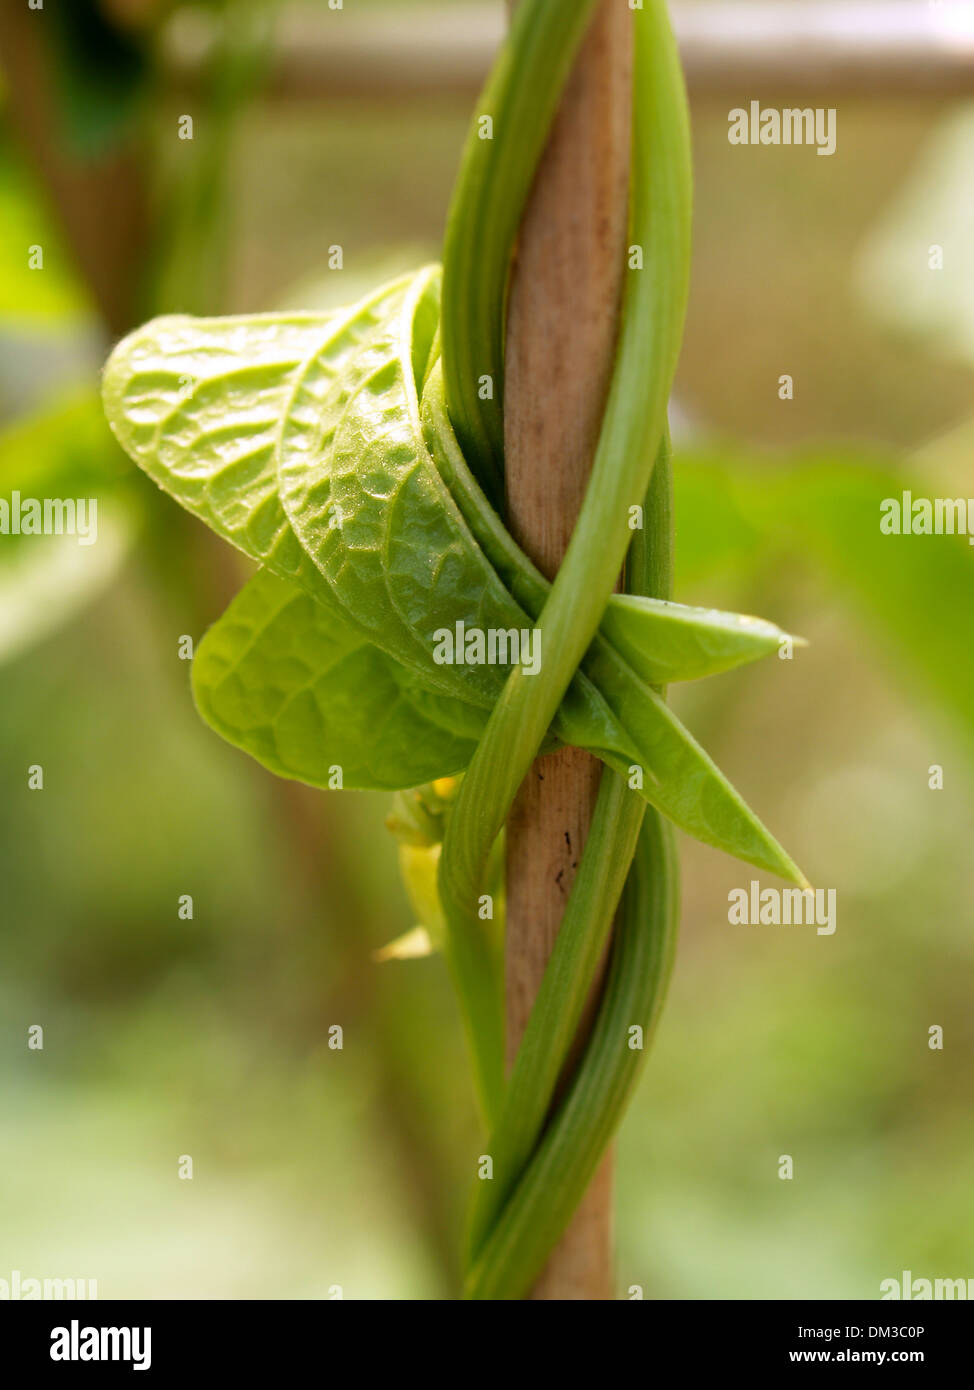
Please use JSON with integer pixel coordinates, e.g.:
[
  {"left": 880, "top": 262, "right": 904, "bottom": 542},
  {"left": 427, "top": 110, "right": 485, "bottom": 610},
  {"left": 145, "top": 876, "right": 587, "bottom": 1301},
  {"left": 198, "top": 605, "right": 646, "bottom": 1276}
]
[
  {"left": 0, "top": 141, "right": 90, "bottom": 323},
  {"left": 46, "top": 0, "right": 150, "bottom": 158},
  {"left": 0, "top": 392, "right": 136, "bottom": 663},
  {"left": 675, "top": 444, "right": 974, "bottom": 758}
]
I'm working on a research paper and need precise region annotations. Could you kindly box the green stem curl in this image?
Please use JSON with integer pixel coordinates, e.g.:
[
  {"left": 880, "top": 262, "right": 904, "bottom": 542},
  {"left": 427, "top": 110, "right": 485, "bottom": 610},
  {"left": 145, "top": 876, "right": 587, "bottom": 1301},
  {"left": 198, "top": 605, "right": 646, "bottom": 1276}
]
[
  {"left": 440, "top": 0, "right": 602, "bottom": 509},
  {"left": 439, "top": 0, "right": 692, "bottom": 1293}
]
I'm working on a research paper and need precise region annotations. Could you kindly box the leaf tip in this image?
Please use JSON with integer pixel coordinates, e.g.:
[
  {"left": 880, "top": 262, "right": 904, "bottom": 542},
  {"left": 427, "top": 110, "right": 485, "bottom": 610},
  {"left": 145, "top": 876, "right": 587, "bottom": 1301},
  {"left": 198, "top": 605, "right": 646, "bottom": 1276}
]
[{"left": 372, "top": 926, "right": 435, "bottom": 963}]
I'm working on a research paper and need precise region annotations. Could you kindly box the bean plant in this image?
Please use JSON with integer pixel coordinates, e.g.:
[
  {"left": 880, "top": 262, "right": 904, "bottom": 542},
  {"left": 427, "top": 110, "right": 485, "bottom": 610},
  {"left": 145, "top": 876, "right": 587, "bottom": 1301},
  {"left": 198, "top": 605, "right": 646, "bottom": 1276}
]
[{"left": 101, "top": 0, "right": 804, "bottom": 1299}]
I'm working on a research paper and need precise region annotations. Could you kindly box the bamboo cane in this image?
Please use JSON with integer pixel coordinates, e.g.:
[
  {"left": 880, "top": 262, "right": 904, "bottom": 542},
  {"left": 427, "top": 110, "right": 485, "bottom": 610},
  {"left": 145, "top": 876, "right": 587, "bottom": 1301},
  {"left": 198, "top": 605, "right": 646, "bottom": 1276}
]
[{"left": 503, "top": 0, "right": 633, "bottom": 1301}]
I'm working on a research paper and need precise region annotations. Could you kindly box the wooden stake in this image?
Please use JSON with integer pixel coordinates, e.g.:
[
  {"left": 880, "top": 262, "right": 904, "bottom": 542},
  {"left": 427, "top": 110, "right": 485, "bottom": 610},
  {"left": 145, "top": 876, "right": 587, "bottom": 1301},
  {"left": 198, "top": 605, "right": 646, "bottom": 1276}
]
[{"left": 503, "top": 0, "right": 632, "bottom": 1301}]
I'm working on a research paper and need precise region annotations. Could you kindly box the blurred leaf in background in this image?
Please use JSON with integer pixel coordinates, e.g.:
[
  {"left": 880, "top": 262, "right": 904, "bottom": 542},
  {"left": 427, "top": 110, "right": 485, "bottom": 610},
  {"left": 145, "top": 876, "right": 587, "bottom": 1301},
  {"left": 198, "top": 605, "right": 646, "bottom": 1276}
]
[
  {"left": 46, "top": 0, "right": 151, "bottom": 159},
  {"left": 675, "top": 440, "right": 974, "bottom": 761},
  {"left": 0, "top": 391, "right": 137, "bottom": 664},
  {"left": 0, "top": 135, "right": 91, "bottom": 328}
]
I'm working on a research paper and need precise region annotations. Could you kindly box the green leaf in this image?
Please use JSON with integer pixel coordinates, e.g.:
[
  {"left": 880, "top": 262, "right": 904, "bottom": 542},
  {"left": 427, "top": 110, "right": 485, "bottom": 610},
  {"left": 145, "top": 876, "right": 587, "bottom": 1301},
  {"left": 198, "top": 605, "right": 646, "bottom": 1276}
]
[
  {"left": 102, "top": 305, "right": 345, "bottom": 598},
  {"left": 104, "top": 286, "right": 794, "bottom": 701},
  {"left": 105, "top": 267, "right": 803, "bottom": 880},
  {"left": 192, "top": 567, "right": 484, "bottom": 792},
  {"left": 193, "top": 564, "right": 801, "bottom": 883},
  {"left": 104, "top": 273, "right": 533, "bottom": 706},
  {"left": 599, "top": 595, "right": 796, "bottom": 685},
  {"left": 595, "top": 676, "right": 805, "bottom": 885},
  {"left": 274, "top": 267, "right": 533, "bottom": 705}
]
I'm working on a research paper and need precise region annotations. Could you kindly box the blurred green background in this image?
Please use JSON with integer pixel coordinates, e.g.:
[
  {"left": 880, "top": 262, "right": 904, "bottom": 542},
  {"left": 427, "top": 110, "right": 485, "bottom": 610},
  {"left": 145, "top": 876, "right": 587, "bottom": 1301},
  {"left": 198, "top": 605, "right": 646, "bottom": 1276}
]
[{"left": 1, "top": 0, "right": 972, "bottom": 1299}]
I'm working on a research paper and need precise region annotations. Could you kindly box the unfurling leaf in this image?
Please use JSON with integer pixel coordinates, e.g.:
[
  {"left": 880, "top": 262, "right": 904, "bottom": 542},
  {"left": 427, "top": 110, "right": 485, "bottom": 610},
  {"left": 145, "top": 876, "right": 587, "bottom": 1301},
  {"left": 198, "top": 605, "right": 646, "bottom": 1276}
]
[{"left": 104, "top": 268, "right": 804, "bottom": 882}]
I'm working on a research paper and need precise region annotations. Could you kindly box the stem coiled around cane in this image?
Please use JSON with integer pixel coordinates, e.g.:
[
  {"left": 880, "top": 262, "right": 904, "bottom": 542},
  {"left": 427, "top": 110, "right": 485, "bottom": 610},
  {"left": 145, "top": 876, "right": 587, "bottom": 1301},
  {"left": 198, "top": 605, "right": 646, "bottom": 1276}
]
[{"left": 439, "top": 0, "right": 688, "bottom": 1297}]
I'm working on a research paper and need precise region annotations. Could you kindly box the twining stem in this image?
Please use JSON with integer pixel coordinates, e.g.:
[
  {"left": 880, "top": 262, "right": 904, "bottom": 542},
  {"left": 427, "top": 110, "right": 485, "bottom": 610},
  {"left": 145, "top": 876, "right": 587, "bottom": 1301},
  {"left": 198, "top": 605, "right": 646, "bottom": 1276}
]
[
  {"left": 441, "top": 0, "right": 601, "bottom": 510},
  {"left": 501, "top": 0, "right": 633, "bottom": 1297},
  {"left": 464, "top": 432, "right": 674, "bottom": 1297},
  {"left": 437, "top": 0, "right": 692, "bottom": 1131},
  {"left": 465, "top": 803, "right": 681, "bottom": 1299}
]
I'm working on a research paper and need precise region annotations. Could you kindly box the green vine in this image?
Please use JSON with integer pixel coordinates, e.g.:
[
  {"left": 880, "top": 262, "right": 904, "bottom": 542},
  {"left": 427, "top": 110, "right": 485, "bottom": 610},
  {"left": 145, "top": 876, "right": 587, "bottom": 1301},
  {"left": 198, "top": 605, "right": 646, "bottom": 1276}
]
[{"left": 101, "top": 0, "right": 805, "bottom": 1299}]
